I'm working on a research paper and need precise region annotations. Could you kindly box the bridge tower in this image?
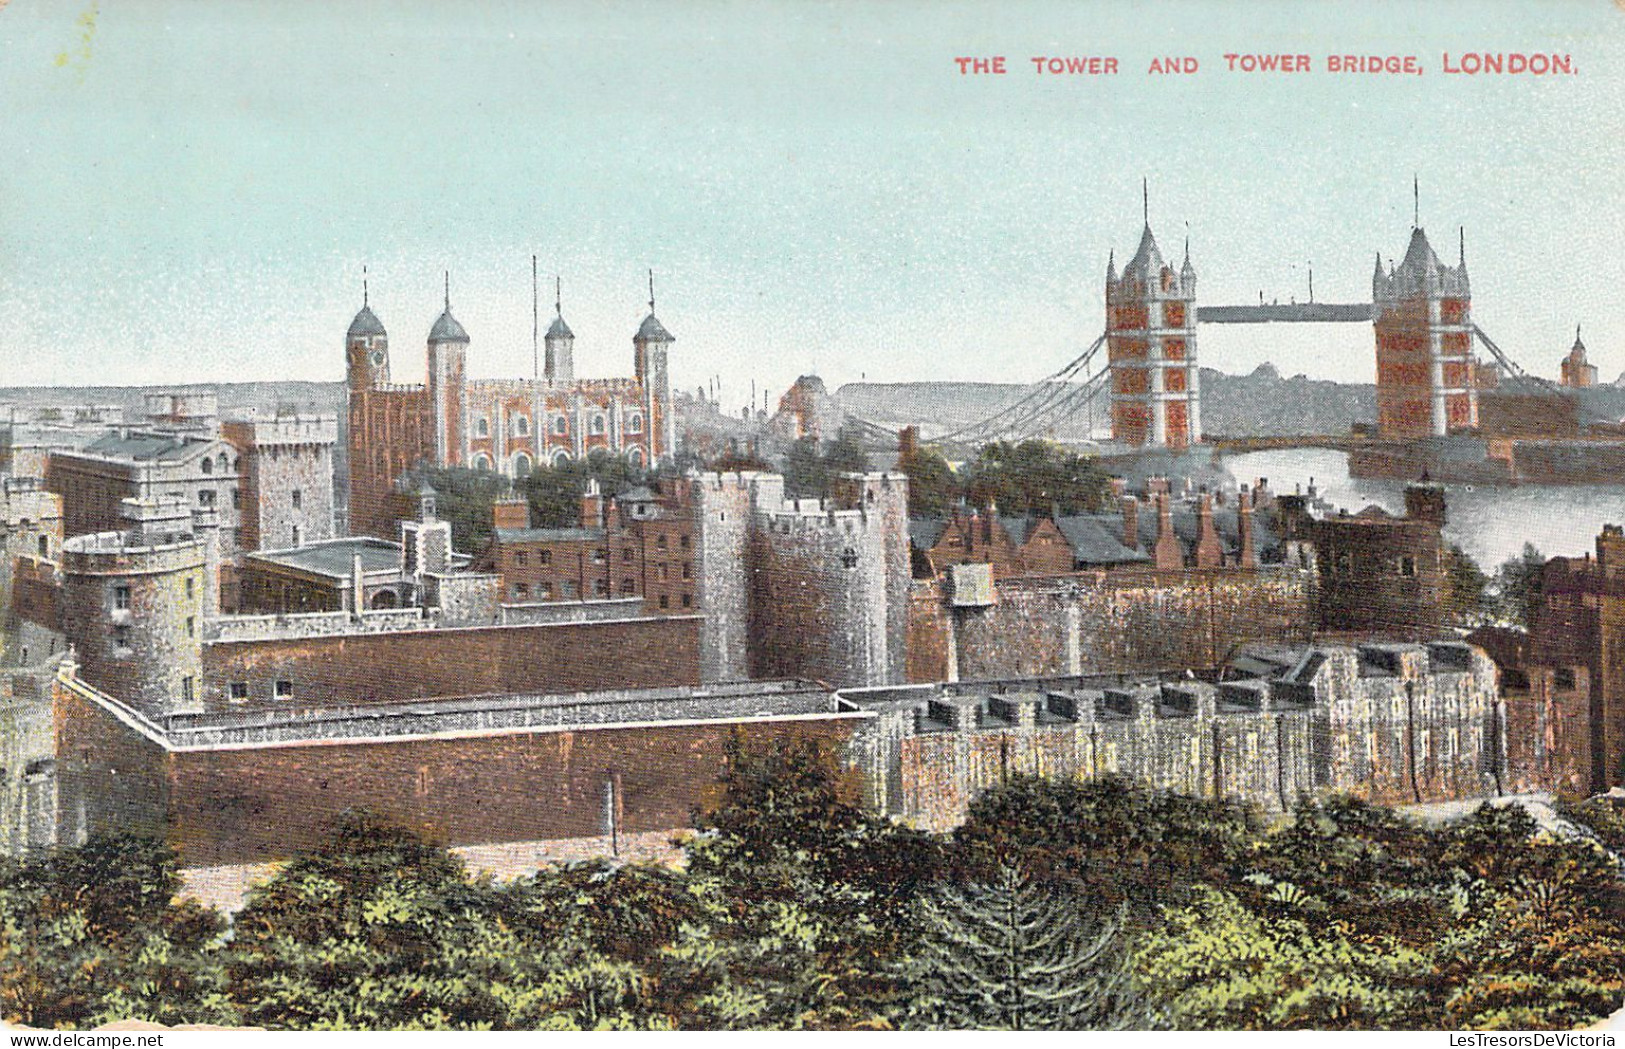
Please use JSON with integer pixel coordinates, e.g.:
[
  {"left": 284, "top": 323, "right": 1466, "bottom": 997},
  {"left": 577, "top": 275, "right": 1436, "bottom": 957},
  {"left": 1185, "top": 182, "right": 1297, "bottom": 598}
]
[
  {"left": 1106, "top": 190, "right": 1200, "bottom": 448},
  {"left": 1373, "top": 216, "right": 1475, "bottom": 438}
]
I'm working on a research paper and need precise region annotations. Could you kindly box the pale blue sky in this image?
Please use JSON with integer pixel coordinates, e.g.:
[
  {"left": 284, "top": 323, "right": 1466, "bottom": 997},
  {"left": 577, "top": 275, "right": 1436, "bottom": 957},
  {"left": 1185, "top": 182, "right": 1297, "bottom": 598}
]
[{"left": 1, "top": 1, "right": 1620, "bottom": 411}]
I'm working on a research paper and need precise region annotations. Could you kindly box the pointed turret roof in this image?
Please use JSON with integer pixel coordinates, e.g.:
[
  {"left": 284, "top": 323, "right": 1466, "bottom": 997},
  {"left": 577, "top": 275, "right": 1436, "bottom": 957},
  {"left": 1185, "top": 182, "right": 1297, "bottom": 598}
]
[
  {"left": 546, "top": 314, "right": 574, "bottom": 340},
  {"left": 1572, "top": 324, "right": 1586, "bottom": 355},
  {"left": 636, "top": 313, "right": 674, "bottom": 342},
  {"left": 1180, "top": 234, "right": 1196, "bottom": 280},
  {"left": 1120, "top": 224, "right": 1166, "bottom": 284},
  {"left": 348, "top": 304, "right": 386, "bottom": 339},
  {"left": 428, "top": 273, "right": 470, "bottom": 344},
  {"left": 429, "top": 307, "right": 469, "bottom": 343}
]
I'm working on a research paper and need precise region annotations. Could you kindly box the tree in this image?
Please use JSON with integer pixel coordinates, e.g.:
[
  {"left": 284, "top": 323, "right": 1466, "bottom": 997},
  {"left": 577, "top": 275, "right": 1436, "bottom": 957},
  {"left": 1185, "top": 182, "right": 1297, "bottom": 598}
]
[
  {"left": 1136, "top": 887, "right": 1427, "bottom": 1030},
  {"left": 225, "top": 812, "right": 537, "bottom": 1029},
  {"left": 0, "top": 836, "right": 233, "bottom": 1029},
  {"left": 962, "top": 441, "right": 1113, "bottom": 517},
  {"left": 1442, "top": 543, "right": 1489, "bottom": 627},
  {"left": 1491, "top": 543, "right": 1547, "bottom": 630},
  {"left": 954, "top": 776, "right": 1259, "bottom": 912},
  {"left": 897, "top": 446, "right": 958, "bottom": 518},
  {"left": 904, "top": 865, "right": 1152, "bottom": 1030}
]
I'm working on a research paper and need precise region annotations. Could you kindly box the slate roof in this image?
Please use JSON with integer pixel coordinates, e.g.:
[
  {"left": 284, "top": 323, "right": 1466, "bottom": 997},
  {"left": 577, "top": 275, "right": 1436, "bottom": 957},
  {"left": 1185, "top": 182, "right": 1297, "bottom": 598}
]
[
  {"left": 495, "top": 526, "right": 605, "bottom": 544},
  {"left": 636, "top": 313, "right": 674, "bottom": 342},
  {"left": 429, "top": 307, "right": 470, "bottom": 344},
  {"left": 249, "top": 538, "right": 403, "bottom": 581},
  {"left": 546, "top": 315, "right": 574, "bottom": 340},
  {"left": 347, "top": 304, "right": 386, "bottom": 339},
  {"left": 81, "top": 432, "right": 211, "bottom": 463}
]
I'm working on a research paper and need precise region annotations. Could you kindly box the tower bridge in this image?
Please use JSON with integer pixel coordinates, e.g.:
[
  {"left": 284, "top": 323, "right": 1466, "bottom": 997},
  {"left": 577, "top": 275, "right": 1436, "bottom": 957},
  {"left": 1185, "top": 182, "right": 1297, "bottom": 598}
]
[{"left": 849, "top": 186, "right": 1588, "bottom": 457}]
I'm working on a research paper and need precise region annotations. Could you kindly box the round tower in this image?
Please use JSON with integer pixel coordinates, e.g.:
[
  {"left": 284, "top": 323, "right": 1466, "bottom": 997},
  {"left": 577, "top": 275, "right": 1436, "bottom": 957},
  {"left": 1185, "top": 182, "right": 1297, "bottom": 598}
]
[
  {"left": 427, "top": 273, "right": 471, "bottom": 467},
  {"left": 60, "top": 497, "right": 208, "bottom": 718},
  {"left": 633, "top": 272, "right": 675, "bottom": 462},
  {"left": 545, "top": 276, "right": 575, "bottom": 383},
  {"left": 346, "top": 270, "right": 390, "bottom": 391}
]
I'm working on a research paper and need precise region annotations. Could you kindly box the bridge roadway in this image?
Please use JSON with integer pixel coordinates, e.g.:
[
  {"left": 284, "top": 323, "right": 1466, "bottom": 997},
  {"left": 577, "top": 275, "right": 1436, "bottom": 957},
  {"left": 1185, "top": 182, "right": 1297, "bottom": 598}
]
[{"left": 1205, "top": 433, "right": 1381, "bottom": 453}]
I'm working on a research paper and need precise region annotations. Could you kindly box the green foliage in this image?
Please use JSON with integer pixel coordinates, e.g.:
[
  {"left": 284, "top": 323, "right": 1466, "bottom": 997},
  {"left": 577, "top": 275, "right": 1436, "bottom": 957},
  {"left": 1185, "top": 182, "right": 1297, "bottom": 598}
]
[
  {"left": 1491, "top": 542, "right": 1548, "bottom": 630},
  {"left": 0, "top": 836, "right": 233, "bottom": 1029},
  {"left": 897, "top": 445, "right": 958, "bottom": 518},
  {"left": 225, "top": 811, "right": 529, "bottom": 1029},
  {"left": 6, "top": 776, "right": 1624, "bottom": 1031},
  {"left": 408, "top": 452, "right": 655, "bottom": 552},
  {"left": 1443, "top": 543, "right": 1490, "bottom": 627},
  {"left": 905, "top": 865, "right": 1154, "bottom": 1030},
  {"left": 780, "top": 432, "right": 869, "bottom": 499},
  {"left": 955, "top": 775, "right": 1259, "bottom": 911},
  {"left": 962, "top": 440, "right": 1114, "bottom": 516},
  {"left": 1137, "top": 887, "right": 1429, "bottom": 1029}
]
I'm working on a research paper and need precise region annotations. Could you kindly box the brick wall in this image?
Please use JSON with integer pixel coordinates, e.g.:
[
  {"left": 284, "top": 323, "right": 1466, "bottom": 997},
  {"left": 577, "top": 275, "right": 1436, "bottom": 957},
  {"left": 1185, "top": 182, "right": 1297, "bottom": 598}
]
[
  {"left": 201, "top": 615, "right": 702, "bottom": 711},
  {"left": 911, "top": 568, "right": 1312, "bottom": 682}
]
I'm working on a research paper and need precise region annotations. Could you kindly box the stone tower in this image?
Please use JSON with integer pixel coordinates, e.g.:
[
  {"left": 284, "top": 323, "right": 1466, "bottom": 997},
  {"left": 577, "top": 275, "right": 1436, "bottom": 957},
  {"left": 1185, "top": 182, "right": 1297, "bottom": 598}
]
[
  {"left": 544, "top": 278, "right": 575, "bottom": 383},
  {"left": 634, "top": 278, "right": 675, "bottom": 460},
  {"left": 59, "top": 497, "right": 208, "bottom": 718},
  {"left": 1373, "top": 217, "right": 1475, "bottom": 438},
  {"left": 1106, "top": 189, "right": 1200, "bottom": 448},
  {"left": 426, "top": 274, "right": 470, "bottom": 467}
]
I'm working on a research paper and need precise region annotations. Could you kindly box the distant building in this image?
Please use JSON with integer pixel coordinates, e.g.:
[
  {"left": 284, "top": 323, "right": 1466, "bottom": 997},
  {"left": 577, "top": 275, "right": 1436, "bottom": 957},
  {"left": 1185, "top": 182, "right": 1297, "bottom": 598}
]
[
  {"left": 1560, "top": 325, "right": 1598, "bottom": 388},
  {"left": 1514, "top": 524, "right": 1625, "bottom": 792},
  {"left": 345, "top": 279, "right": 675, "bottom": 539}
]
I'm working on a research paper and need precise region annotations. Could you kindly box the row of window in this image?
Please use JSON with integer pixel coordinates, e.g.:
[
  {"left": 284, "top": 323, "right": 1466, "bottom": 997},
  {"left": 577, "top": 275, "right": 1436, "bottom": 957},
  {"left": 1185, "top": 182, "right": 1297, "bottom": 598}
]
[
  {"left": 227, "top": 679, "right": 294, "bottom": 702},
  {"left": 474, "top": 412, "right": 643, "bottom": 440},
  {"left": 508, "top": 579, "right": 694, "bottom": 608},
  {"left": 470, "top": 445, "right": 647, "bottom": 474}
]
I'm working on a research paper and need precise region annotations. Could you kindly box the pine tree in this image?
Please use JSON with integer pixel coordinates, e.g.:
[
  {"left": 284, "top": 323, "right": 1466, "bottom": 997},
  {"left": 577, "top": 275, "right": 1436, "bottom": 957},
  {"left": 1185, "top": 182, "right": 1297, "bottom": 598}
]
[{"left": 905, "top": 864, "right": 1152, "bottom": 1031}]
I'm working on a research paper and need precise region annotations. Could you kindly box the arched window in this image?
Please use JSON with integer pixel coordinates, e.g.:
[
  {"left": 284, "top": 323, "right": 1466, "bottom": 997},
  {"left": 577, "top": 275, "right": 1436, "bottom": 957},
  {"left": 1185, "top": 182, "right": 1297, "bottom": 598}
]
[
  {"left": 513, "top": 415, "right": 530, "bottom": 436},
  {"left": 476, "top": 417, "right": 490, "bottom": 438},
  {"left": 371, "top": 590, "right": 399, "bottom": 609},
  {"left": 552, "top": 449, "right": 572, "bottom": 467},
  {"left": 554, "top": 416, "right": 568, "bottom": 436},
  {"left": 627, "top": 446, "right": 645, "bottom": 468},
  {"left": 218, "top": 453, "right": 230, "bottom": 473},
  {"left": 201, "top": 457, "right": 214, "bottom": 475},
  {"left": 626, "top": 413, "right": 644, "bottom": 434},
  {"left": 590, "top": 413, "right": 606, "bottom": 436},
  {"left": 513, "top": 452, "right": 533, "bottom": 477},
  {"left": 472, "top": 453, "right": 492, "bottom": 471}
]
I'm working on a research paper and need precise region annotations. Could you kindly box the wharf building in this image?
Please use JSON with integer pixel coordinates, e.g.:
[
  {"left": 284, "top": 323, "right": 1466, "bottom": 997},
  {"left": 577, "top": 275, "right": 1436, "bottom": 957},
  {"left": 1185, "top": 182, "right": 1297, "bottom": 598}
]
[{"left": 345, "top": 278, "right": 675, "bottom": 540}]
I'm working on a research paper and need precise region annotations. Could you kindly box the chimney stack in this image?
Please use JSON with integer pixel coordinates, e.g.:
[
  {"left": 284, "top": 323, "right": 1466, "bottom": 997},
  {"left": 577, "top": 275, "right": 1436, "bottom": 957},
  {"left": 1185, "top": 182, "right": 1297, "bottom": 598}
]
[
  {"left": 1154, "top": 493, "right": 1183, "bottom": 571},
  {"left": 1195, "top": 493, "right": 1223, "bottom": 569}
]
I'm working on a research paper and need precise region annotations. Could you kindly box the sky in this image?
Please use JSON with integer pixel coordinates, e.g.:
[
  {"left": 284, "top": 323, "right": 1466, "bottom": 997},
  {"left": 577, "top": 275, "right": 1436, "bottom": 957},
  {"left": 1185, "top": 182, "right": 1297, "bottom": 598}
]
[{"left": 1, "top": 0, "right": 1621, "bottom": 413}]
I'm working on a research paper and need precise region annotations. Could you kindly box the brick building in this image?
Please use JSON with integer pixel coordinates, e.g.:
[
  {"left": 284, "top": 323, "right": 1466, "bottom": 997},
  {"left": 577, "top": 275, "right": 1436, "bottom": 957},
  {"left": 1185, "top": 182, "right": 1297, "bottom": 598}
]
[
  {"left": 345, "top": 278, "right": 675, "bottom": 539},
  {"left": 0, "top": 478, "right": 62, "bottom": 655},
  {"left": 1514, "top": 524, "right": 1625, "bottom": 791},
  {"left": 54, "top": 672, "right": 864, "bottom": 867},
  {"left": 475, "top": 481, "right": 696, "bottom": 614},
  {"left": 1106, "top": 192, "right": 1200, "bottom": 448},
  {"left": 911, "top": 485, "right": 1275, "bottom": 579},
  {"left": 1277, "top": 483, "right": 1450, "bottom": 639}
]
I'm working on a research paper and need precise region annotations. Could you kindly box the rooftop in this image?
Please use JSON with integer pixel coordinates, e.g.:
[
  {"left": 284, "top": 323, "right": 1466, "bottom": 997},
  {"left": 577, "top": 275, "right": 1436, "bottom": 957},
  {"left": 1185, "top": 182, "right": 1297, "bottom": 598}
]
[
  {"left": 141, "top": 679, "right": 846, "bottom": 749},
  {"left": 247, "top": 537, "right": 403, "bottom": 581}
]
